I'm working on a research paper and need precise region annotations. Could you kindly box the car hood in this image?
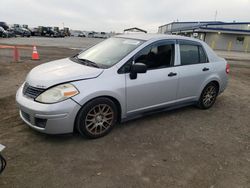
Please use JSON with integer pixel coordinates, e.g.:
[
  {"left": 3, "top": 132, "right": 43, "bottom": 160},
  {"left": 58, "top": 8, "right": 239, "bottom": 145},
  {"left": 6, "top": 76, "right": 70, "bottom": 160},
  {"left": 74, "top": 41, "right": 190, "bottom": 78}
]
[{"left": 26, "top": 58, "right": 104, "bottom": 88}]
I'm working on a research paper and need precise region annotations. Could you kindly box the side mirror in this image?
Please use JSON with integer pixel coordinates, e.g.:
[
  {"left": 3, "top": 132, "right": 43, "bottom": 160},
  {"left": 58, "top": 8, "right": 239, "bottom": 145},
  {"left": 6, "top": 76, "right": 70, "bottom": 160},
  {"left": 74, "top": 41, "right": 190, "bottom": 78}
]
[{"left": 130, "top": 63, "right": 147, "bottom": 79}]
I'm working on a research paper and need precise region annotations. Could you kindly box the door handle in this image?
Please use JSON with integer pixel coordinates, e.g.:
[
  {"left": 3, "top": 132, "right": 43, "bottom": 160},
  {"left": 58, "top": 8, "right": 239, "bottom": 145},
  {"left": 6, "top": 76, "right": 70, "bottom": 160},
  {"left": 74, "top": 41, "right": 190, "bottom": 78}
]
[
  {"left": 202, "top": 67, "right": 209, "bottom": 71},
  {"left": 168, "top": 72, "right": 177, "bottom": 77}
]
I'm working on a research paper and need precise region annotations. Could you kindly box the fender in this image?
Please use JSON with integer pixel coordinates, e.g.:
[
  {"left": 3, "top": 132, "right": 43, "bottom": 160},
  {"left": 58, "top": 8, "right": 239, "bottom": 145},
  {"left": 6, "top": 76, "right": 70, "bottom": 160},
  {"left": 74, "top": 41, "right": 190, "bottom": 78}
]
[
  {"left": 197, "top": 73, "right": 221, "bottom": 98},
  {"left": 71, "top": 71, "right": 127, "bottom": 119}
]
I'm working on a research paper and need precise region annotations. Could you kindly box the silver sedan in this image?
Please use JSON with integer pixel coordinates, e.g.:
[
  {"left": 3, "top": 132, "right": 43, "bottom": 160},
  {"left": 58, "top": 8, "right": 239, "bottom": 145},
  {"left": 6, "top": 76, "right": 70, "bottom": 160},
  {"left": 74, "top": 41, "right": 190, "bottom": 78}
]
[{"left": 16, "top": 34, "right": 229, "bottom": 138}]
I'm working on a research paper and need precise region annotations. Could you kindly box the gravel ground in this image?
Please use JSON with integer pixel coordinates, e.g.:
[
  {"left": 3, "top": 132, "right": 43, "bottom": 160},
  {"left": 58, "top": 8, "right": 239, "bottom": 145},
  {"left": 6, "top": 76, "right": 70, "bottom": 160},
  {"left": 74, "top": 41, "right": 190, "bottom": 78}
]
[{"left": 0, "top": 37, "right": 249, "bottom": 188}]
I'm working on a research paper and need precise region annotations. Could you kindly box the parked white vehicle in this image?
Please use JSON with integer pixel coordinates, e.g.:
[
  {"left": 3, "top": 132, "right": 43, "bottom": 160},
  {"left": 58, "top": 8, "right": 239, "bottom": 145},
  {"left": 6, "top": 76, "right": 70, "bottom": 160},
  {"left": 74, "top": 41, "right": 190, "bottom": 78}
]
[
  {"left": 16, "top": 34, "right": 229, "bottom": 138},
  {"left": 93, "top": 32, "right": 109, "bottom": 38},
  {"left": 70, "top": 30, "right": 86, "bottom": 37}
]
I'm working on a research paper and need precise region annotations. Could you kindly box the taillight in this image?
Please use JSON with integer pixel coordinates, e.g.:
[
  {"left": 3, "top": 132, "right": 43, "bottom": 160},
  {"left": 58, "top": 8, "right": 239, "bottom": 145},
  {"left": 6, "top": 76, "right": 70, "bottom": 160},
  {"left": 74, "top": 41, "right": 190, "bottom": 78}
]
[{"left": 226, "top": 63, "right": 230, "bottom": 74}]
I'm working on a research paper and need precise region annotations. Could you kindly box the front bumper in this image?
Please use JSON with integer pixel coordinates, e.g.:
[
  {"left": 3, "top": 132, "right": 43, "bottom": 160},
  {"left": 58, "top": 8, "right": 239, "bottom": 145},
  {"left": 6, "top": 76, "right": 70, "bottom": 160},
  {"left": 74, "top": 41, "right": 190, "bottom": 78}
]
[{"left": 16, "top": 85, "right": 81, "bottom": 134}]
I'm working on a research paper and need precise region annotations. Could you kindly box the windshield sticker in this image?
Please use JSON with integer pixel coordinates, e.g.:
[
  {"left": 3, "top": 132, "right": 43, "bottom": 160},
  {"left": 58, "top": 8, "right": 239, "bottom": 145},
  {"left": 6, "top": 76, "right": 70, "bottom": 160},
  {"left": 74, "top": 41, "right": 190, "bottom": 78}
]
[{"left": 123, "top": 40, "right": 140, "bottom": 45}]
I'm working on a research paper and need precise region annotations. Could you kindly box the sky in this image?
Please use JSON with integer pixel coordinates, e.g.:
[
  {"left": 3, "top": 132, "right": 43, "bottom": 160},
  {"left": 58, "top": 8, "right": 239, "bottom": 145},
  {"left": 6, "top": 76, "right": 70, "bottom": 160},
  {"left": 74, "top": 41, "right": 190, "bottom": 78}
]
[{"left": 1, "top": 0, "right": 250, "bottom": 33}]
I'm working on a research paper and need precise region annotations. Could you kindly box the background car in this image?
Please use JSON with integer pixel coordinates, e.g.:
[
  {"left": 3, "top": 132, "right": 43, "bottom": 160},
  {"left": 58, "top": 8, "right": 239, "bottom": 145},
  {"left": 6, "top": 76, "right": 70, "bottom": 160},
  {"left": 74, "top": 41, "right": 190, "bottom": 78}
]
[
  {"left": 93, "top": 32, "right": 108, "bottom": 38},
  {"left": 6, "top": 28, "right": 16, "bottom": 37},
  {"left": 30, "top": 27, "right": 40, "bottom": 36},
  {"left": 0, "top": 21, "right": 9, "bottom": 30},
  {"left": 53, "top": 27, "right": 65, "bottom": 37},
  {"left": 12, "top": 24, "right": 31, "bottom": 37},
  {"left": 22, "top": 24, "right": 32, "bottom": 33},
  {"left": 87, "top": 31, "right": 96, "bottom": 38},
  {"left": 0, "top": 26, "right": 8, "bottom": 38},
  {"left": 70, "top": 30, "right": 86, "bottom": 37}
]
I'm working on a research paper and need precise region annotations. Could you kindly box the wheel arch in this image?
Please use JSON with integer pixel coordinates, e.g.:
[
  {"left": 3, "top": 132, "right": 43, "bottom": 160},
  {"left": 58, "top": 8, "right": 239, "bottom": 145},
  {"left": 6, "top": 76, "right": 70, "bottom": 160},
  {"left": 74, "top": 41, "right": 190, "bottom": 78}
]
[
  {"left": 210, "top": 80, "right": 220, "bottom": 91},
  {"left": 197, "top": 80, "right": 220, "bottom": 109},
  {"left": 198, "top": 76, "right": 221, "bottom": 98},
  {"left": 98, "top": 95, "right": 122, "bottom": 122},
  {"left": 74, "top": 95, "right": 123, "bottom": 132}
]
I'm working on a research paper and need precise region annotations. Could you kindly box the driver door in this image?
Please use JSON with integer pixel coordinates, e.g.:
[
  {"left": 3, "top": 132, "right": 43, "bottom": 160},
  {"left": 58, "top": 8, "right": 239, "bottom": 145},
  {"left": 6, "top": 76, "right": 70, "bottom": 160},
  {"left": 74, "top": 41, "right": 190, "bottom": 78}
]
[{"left": 125, "top": 40, "right": 179, "bottom": 115}]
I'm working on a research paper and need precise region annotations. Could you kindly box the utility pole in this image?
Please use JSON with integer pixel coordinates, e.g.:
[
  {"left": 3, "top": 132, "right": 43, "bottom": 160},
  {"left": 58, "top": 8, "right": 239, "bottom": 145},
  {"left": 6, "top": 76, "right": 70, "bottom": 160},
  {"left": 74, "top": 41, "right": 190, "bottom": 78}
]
[{"left": 214, "top": 10, "right": 218, "bottom": 21}]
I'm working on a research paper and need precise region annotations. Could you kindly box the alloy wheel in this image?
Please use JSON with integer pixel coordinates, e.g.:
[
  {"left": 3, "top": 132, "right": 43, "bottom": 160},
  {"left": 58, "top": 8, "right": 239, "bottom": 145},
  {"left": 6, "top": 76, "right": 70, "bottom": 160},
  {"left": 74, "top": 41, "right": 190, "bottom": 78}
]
[
  {"left": 85, "top": 104, "right": 114, "bottom": 135},
  {"left": 202, "top": 85, "right": 217, "bottom": 107}
]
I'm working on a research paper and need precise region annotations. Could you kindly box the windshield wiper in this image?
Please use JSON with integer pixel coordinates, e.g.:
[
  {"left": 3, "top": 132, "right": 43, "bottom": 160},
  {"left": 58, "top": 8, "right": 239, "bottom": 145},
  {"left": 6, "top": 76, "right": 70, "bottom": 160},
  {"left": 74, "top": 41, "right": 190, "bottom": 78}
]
[
  {"left": 72, "top": 56, "right": 100, "bottom": 68},
  {"left": 79, "top": 58, "right": 100, "bottom": 68}
]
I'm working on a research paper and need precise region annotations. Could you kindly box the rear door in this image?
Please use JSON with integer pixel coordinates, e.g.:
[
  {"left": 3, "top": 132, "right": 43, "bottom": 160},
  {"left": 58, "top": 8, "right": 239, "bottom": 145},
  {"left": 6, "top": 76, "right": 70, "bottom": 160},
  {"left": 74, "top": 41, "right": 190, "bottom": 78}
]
[{"left": 176, "top": 40, "right": 212, "bottom": 100}]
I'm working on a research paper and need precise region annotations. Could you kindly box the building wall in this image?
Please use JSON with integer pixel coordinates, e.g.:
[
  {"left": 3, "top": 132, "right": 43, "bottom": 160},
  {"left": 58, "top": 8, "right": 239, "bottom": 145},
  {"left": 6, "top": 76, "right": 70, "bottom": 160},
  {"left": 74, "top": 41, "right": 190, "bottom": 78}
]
[
  {"left": 158, "top": 23, "right": 201, "bottom": 34},
  {"left": 158, "top": 22, "right": 250, "bottom": 52},
  {"left": 158, "top": 24, "right": 171, "bottom": 34},
  {"left": 158, "top": 22, "right": 224, "bottom": 34},
  {"left": 205, "top": 33, "right": 250, "bottom": 52}
]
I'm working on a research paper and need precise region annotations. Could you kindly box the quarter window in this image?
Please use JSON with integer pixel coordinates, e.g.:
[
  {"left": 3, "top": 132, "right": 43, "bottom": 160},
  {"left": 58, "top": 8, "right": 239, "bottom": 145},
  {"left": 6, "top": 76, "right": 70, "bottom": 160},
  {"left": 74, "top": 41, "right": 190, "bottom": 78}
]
[
  {"left": 199, "top": 46, "right": 208, "bottom": 63},
  {"left": 180, "top": 44, "right": 208, "bottom": 65}
]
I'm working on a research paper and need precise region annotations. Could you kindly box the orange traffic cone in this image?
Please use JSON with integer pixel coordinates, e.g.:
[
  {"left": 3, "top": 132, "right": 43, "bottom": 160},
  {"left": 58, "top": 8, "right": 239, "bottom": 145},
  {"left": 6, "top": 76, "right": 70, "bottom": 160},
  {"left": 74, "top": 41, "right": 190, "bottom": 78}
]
[{"left": 32, "top": 46, "right": 40, "bottom": 60}]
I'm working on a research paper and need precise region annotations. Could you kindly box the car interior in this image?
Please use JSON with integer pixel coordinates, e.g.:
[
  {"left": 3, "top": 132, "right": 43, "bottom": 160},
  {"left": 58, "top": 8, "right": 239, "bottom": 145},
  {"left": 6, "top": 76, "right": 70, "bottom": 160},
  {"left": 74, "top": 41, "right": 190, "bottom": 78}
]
[{"left": 135, "top": 44, "right": 174, "bottom": 69}]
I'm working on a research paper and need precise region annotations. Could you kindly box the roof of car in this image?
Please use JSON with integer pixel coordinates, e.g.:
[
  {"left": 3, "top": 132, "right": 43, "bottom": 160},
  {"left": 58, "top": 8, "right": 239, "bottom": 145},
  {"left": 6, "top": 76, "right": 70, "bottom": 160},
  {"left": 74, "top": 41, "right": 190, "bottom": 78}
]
[{"left": 116, "top": 33, "right": 199, "bottom": 42}]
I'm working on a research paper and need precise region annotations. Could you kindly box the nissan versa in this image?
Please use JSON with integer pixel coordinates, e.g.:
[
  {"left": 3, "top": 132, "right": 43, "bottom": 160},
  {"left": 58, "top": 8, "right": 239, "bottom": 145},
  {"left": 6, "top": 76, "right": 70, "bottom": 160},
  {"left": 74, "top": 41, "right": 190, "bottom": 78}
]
[{"left": 16, "top": 34, "right": 229, "bottom": 138}]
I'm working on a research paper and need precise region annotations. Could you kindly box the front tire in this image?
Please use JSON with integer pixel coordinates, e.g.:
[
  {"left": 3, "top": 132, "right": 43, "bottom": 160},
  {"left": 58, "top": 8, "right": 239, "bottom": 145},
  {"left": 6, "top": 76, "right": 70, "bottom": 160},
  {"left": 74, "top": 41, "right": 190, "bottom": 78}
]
[
  {"left": 198, "top": 82, "right": 219, "bottom": 109},
  {"left": 76, "top": 98, "right": 118, "bottom": 139}
]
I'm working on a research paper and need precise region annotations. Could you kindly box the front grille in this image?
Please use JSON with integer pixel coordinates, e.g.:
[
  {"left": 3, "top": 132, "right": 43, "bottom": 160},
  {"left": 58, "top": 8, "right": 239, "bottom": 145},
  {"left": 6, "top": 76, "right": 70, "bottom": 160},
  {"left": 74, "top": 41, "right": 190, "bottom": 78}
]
[
  {"left": 23, "top": 83, "right": 45, "bottom": 99},
  {"left": 21, "top": 110, "right": 31, "bottom": 122}
]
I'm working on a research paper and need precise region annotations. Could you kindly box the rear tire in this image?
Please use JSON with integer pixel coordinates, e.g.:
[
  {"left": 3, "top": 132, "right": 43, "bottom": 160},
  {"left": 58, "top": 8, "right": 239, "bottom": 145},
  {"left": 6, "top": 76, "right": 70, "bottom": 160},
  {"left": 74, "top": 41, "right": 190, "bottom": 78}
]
[
  {"left": 198, "top": 82, "right": 219, "bottom": 109},
  {"left": 76, "top": 98, "right": 118, "bottom": 139}
]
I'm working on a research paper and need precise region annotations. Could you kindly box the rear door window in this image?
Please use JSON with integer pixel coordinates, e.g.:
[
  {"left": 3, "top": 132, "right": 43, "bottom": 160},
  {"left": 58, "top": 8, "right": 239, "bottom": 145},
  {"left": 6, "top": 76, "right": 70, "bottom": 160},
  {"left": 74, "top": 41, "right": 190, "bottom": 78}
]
[
  {"left": 179, "top": 41, "right": 208, "bottom": 65},
  {"left": 180, "top": 45, "right": 199, "bottom": 65}
]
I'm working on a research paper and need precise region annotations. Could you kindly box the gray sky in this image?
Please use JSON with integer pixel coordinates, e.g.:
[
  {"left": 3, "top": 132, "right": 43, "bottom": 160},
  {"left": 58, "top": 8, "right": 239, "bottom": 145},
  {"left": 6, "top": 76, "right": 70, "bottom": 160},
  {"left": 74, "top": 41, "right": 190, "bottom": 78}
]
[{"left": 1, "top": 0, "right": 250, "bottom": 33}]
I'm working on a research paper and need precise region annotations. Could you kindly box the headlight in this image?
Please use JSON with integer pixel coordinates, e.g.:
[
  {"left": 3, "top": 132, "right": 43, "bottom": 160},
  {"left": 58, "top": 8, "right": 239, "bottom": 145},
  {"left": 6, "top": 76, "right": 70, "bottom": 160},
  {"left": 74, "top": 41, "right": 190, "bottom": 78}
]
[{"left": 35, "top": 83, "right": 79, "bottom": 104}]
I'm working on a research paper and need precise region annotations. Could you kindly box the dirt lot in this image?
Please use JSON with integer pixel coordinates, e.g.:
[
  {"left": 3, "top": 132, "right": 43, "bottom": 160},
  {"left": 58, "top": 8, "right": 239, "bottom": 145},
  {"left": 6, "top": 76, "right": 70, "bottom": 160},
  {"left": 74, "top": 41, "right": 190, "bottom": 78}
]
[{"left": 0, "top": 38, "right": 250, "bottom": 188}]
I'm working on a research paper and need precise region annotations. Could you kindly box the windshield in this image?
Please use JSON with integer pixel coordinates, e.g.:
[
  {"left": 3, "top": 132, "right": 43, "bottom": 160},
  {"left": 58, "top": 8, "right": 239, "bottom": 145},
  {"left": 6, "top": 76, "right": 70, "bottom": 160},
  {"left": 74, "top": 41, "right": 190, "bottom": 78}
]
[{"left": 77, "top": 37, "right": 143, "bottom": 68}]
